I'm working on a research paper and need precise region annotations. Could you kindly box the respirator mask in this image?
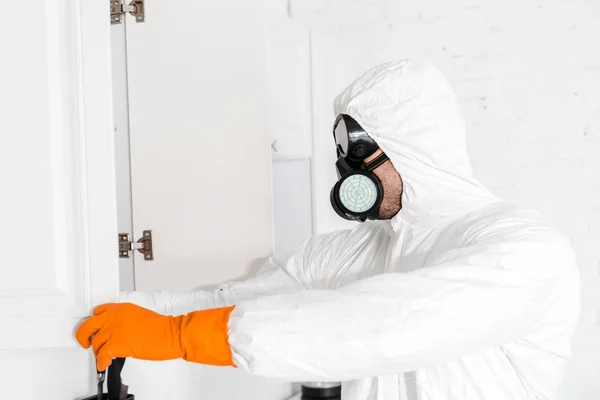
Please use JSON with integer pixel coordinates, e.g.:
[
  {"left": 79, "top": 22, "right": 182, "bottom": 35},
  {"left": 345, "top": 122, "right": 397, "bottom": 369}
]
[{"left": 330, "top": 114, "right": 389, "bottom": 222}]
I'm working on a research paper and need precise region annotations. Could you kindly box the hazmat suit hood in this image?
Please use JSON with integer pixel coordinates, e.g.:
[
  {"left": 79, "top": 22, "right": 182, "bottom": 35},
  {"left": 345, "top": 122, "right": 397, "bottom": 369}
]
[{"left": 333, "top": 60, "right": 500, "bottom": 225}]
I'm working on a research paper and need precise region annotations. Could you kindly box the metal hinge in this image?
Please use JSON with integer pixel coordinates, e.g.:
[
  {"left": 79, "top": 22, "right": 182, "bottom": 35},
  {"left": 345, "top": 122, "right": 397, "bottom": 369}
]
[
  {"left": 119, "top": 230, "right": 154, "bottom": 260},
  {"left": 111, "top": 0, "right": 145, "bottom": 25}
]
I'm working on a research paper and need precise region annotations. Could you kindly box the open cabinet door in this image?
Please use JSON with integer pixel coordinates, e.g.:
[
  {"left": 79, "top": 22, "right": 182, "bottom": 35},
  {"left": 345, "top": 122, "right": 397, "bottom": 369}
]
[
  {"left": 0, "top": 0, "right": 120, "bottom": 398},
  {"left": 111, "top": 0, "right": 292, "bottom": 399},
  {"left": 121, "top": 0, "right": 274, "bottom": 292}
]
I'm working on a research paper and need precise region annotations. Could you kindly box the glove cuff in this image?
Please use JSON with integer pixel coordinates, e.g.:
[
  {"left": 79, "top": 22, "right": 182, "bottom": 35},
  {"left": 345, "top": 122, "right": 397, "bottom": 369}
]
[{"left": 178, "top": 305, "right": 236, "bottom": 367}]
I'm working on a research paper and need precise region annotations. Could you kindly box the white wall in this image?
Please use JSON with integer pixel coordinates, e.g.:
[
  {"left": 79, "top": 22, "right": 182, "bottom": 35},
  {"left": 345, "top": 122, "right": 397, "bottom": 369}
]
[{"left": 270, "top": 0, "right": 598, "bottom": 398}]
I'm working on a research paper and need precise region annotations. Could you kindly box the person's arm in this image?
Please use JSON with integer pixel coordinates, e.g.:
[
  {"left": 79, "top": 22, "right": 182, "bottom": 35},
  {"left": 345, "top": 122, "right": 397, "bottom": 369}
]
[
  {"left": 75, "top": 233, "right": 349, "bottom": 372},
  {"left": 228, "top": 228, "right": 579, "bottom": 382},
  {"left": 120, "top": 255, "right": 303, "bottom": 316}
]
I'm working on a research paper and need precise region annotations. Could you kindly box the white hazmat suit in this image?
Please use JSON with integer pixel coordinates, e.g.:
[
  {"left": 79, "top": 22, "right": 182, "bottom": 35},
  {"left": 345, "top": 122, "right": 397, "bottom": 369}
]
[{"left": 123, "top": 60, "right": 581, "bottom": 400}]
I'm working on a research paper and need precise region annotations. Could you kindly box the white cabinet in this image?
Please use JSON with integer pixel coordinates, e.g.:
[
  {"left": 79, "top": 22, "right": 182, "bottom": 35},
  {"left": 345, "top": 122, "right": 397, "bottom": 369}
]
[
  {"left": 123, "top": 0, "right": 275, "bottom": 292},
  {"left": 0, "top": 0, "right": 119, "bottom": 397},
  {"left": 0, "top": 0, "right": 295, "bottom": 398}
]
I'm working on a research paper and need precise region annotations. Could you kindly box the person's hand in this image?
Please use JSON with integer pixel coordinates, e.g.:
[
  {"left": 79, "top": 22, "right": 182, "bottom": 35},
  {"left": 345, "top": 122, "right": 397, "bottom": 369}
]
[
  {"left": 76, "top": 302, "right": 236, "bottom": 371},
  {"left": 76, "top": 303, "right": 184, "bottom": 371}
]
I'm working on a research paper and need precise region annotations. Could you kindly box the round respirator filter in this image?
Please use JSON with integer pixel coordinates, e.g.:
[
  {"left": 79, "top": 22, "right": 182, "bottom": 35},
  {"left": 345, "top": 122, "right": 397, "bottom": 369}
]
[{"left": 338, "top": 173, "right": 378, "bottom": 213}]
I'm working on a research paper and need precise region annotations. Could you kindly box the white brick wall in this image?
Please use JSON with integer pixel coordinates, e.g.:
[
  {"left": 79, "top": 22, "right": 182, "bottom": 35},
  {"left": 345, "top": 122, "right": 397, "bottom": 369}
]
[
  {"left": 378, "top": 3, "right": 600, "bottom": 398},
  {"left": 282, "top": 0, "right": 599, "bottom": 398}
]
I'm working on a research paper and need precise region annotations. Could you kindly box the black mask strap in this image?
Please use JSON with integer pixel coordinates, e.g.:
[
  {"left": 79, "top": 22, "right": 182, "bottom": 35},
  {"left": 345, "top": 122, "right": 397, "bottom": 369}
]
[{"left": 364, "top": 152, "right": 389, "bottom": 171}]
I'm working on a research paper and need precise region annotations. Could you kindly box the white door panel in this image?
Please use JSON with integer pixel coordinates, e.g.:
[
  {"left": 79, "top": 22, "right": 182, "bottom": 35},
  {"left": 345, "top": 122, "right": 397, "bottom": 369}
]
[
  {"left": 125, "top": 0, "right": 273, "bottom": 291},
  {"left": 0, "top": 0, "right": 119, "bottom": 397},
  {"left": 119, "top": 0, "right": 293, "bottom": 398}
]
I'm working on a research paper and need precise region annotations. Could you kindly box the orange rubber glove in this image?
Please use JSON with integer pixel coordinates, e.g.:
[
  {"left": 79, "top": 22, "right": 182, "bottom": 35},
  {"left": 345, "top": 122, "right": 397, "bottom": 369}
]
[{"left": 75, "top": 302, "right": 236, "bottom": 371}]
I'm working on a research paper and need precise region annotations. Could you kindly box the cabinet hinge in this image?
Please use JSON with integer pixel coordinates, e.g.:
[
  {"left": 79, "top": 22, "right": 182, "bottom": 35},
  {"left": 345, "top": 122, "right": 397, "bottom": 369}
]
[
  {"left": 119, "top": 230, "right": 154, "bottom": 260},
  {"left": 110, "top": 0, "right": 145, "bottom": 25}
]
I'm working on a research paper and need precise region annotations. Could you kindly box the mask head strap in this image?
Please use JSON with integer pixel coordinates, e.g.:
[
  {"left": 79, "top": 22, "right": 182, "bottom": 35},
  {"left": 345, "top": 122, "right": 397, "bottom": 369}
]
[{"left": 364, "top": 152, "right": 389, "bottom": 171}]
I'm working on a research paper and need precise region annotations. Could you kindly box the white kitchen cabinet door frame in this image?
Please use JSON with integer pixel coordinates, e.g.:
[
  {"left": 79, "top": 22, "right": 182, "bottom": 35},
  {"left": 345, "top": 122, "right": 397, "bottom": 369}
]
[
  {"left": 0, "top": 1, "right": 121, "bottom": 398},
  {"left": 0, "top": 0, "right": 120, "bottom": 352}
]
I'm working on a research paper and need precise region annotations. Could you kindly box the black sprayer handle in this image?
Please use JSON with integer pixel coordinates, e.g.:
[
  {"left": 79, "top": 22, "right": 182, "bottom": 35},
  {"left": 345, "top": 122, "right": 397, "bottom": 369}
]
[
  {"left": 95, "top": 358, "right": 127, "bottom": 400},
  {"left": 107, "top": 357, "right": 127, "bottom": 400}
]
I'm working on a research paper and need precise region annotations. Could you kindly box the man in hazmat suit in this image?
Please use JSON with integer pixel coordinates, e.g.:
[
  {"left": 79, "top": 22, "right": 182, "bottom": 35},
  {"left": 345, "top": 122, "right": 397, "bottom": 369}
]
[{"left": 76, "top": 60, "right": 581, "bottom": 400}]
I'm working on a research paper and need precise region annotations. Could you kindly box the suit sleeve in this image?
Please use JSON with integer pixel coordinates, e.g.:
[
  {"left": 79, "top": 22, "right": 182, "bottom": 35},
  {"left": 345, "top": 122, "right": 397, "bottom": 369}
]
[
  {"left": 119, "top": 256, "right": 302, "bottom": 316},
  {"left": 227, "top": 230, "right": 578, "bottom": 382}
]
